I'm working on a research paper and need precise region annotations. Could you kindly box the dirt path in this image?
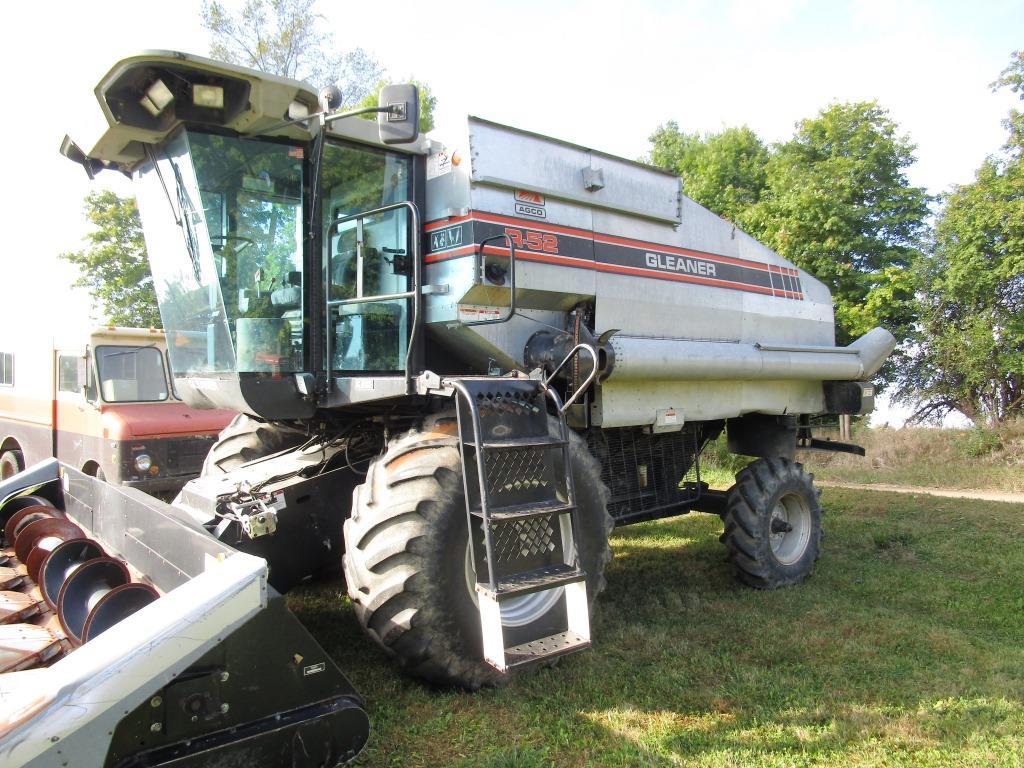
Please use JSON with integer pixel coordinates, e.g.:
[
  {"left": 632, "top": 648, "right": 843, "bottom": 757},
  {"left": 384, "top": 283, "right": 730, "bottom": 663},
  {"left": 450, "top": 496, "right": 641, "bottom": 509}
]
[{"left": 819, "top": 481, "right": 1024, "bottom": 505}]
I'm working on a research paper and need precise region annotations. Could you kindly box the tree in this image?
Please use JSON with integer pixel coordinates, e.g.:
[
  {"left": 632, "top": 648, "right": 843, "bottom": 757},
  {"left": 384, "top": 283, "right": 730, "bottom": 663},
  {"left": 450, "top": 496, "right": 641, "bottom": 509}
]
[
  {"left": 202, "top": 0, "right": 384, "bottom": 105},
  {"left": 648, "top": 123, "right": 769, "bottom": 225},
  {"left": 744, "top": 102, "right": 930, "bottom": 348},
  {"left": 60, "top": 192, "right": 161, "bottom": 328},
  {"left": 895, "top": 53, "right": 1024, "bottom": 424},
  {"left": 647, "top": 104, "right": 929, "bottom": 356}
]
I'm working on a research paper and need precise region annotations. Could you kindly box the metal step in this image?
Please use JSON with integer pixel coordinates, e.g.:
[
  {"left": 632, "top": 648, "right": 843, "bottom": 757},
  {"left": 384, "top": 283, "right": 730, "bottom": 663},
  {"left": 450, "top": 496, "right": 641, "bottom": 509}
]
[
  {"left": 504, "top": 630, "right": 591, "bottom": 669},
  {"left": 452, "top": 375, "right": 592, "bottom": 674},
  {"left": 479, "top": 563, "right": 585, "bottom": 601},
  {"left": 468, "top": 499, "right": 575, "bottom": 522}
]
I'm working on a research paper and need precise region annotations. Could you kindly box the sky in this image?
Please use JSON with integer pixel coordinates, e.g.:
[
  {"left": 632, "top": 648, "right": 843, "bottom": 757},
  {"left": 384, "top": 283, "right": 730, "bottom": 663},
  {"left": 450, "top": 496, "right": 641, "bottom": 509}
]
[{"left": 1, "top": 0, "right": 1020, "bottom": 424}]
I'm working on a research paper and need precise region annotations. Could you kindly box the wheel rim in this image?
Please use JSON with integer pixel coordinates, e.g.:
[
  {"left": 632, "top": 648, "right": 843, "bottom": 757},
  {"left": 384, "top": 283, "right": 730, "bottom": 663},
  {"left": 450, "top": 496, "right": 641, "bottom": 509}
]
[
  {"left": 463, "top": 540, "right": 563, "bottom": 628},
  {"left": 769, "top": 492, "right": 812, "bottom": 566}
]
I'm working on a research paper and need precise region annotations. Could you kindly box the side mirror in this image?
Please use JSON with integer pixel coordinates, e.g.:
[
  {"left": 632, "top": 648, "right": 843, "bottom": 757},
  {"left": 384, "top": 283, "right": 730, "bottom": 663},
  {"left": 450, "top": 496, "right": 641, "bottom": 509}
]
[{"left": 377, "top": 84, "right": 419, "bottom": 145}]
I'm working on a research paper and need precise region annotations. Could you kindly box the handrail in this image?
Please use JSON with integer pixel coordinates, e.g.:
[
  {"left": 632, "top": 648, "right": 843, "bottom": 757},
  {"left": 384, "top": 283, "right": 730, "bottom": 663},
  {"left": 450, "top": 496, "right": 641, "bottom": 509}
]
[
  {"left": 324, "top": 200, "right": 422, "bottom": 394},
  {"left": 544, "top": 344, "right": 599, "bottom": 414},
  {"left": 449, "top": 379, "right": 496, "bottom": 588},
  {"left": 462, "top": 233, "right": 517, "bottom": 326}
]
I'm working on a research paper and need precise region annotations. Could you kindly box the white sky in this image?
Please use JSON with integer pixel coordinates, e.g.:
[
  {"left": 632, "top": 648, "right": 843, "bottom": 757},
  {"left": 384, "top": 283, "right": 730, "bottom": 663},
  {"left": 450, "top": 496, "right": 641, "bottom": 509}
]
[{"left": 1, "top": 0, "right": 1019, "bottom": 425}]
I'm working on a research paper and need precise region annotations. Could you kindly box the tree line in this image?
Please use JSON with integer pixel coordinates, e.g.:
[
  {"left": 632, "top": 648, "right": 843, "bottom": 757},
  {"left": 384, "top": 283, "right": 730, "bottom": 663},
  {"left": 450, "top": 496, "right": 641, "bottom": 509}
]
[
  {"left": 648, "top": 51, "right": 1023, "bottom": 426},
  {"left": 60, "top": 3, "right": 1022, "bottom": 426}
]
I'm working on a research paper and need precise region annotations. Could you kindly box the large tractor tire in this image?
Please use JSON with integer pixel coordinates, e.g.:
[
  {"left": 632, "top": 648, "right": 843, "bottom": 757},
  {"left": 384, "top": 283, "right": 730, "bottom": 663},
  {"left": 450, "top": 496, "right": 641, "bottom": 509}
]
[
  {"left": 201, "top": 414, "right": 307, "bottom": 476},
  {"left": 0, "top": 449, "right": 24, "bottom": 481},
  {"left": 343, "top": 415, "right": 613, "bottom": 690},
  {"left": 720, "top": 457, "right": 822, "bottom": 589}
]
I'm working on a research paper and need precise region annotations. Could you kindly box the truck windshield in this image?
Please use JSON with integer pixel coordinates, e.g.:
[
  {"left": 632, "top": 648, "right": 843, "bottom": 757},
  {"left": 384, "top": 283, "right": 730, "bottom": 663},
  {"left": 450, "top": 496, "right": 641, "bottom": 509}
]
[
  {"left": 135, "top": 130, "right": 305, "bottom": 378},
  {"left": 95, "top": 346, "right": 169, "bottom": 403}
]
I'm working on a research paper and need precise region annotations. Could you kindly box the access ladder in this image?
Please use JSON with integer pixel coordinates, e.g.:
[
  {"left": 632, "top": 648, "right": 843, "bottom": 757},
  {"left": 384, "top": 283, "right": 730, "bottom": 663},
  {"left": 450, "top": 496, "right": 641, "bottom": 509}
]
[{"left": 451, "top": 376, "right": 591, "bottom": 672}]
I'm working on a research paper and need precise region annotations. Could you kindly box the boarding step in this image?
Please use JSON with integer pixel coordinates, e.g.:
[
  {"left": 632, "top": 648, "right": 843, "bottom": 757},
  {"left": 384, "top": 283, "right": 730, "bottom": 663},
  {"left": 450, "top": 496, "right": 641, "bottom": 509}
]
[
  {"left": 468, "top": 499, "right": 576, "bottom": 522},
  {"left": 477, "top": 578, "right": 592, "bottom": 672},
  {"left": 504, "top": 630, "right": 592, "bottom": 669},
  {"left": 451, "top": 373, "right": 592, "bottom": 674},
  {"left": 478, "top": 563, "right": 585, "bottom": 601}
]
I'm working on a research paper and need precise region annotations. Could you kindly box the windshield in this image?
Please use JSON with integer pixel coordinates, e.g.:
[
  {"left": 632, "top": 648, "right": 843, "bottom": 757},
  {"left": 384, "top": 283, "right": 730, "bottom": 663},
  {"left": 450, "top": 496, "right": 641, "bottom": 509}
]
[
  {"left": 134, "top": 129, "right": 414, "bottom": 382},
  {"left": 95, "top": 345, "right": 169, "bottom": 403},
  {"left": 135, "top": 130, "right": 305, "bottom": 377}
]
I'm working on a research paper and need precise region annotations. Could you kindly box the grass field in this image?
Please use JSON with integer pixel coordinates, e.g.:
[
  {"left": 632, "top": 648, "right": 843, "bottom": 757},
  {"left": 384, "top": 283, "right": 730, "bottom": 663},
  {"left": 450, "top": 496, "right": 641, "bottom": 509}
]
[
  {"left": 800, "top": 423, "right": 1024, "bottom": 494},
  {"left": 288, "top": 488, "right": 1024, "bottom": 767}
]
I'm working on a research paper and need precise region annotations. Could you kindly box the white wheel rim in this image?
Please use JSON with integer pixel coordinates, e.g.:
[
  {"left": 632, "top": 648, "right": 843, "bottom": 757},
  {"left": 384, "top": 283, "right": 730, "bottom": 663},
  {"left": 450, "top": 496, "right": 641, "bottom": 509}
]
[
  {"left": 769, "top": 492, "right": 812, "bottom": 566},
  {"left": 464, "top": 538, "right": 564, "bottom": 628}
]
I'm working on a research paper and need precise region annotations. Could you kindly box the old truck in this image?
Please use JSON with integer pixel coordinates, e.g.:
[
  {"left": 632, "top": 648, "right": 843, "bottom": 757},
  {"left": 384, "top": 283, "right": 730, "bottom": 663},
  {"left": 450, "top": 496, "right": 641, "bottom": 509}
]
[
  {"left": 0, "top": 326, "right": 234, "bottom": 495},
  {"left": 0, "top": 50, "right": 893, "bottom": 766}
]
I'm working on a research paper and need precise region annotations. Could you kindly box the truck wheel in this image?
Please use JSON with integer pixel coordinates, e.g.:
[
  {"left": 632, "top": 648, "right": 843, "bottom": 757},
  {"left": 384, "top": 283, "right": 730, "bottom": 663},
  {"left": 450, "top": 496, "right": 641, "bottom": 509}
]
[
  {"left": 721, "top": 457, "right": 821, "bottom": 588},
  {"left": 0, "top": 450, "right": 24, "bottom": 480},
  {"left": 343, "top": 416, "right": 613, "bottom": 690},
  {"left": 201, "top": 414, "right": 306, "bottom": 475}
]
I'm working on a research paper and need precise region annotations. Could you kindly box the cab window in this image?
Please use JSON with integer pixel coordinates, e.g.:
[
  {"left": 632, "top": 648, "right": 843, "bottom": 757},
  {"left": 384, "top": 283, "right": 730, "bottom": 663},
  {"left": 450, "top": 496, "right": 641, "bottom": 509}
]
[{"left": 323, "top": 142, "right": 412, "bottom": 373}]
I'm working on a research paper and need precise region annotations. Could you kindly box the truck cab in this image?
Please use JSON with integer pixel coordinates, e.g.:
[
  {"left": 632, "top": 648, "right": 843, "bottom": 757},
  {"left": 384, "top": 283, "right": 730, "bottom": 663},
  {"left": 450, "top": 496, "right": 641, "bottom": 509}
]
[{"left": 0, "top": 327, "right": 235, "bottom": 495}]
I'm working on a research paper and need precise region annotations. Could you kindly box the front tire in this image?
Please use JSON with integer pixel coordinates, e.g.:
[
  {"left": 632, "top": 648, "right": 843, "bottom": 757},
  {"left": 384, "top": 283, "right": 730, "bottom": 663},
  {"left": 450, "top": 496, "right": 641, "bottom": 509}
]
[
  {"left": 721, "top": 457, "right": 822, "bottom": 588},
  {"left": 201, "top": 414, "right": 306, "bottom": 475},
  {"left": 0, "top": 450, "right": 23, "bottom": 480},
  {"left": 342, "top": 416, "right": 613, "bottom": 689}
]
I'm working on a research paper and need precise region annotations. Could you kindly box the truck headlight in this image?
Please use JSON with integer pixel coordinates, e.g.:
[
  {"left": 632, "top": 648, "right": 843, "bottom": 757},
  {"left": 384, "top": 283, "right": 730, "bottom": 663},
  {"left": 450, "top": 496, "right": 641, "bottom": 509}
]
[{"left": 134, "top": 454, "right": 153, "bottom": 472}]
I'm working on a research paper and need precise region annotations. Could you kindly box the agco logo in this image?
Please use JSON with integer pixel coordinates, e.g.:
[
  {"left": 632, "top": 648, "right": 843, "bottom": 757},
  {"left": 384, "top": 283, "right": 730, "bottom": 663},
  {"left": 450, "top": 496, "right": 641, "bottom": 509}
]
[{"left": 514, "top": 189, "right": 546, "bottom": 219}]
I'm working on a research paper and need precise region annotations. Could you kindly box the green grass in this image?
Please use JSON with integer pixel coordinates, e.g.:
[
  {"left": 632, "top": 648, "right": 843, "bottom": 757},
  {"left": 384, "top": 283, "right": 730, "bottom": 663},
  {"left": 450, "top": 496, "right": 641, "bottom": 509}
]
[
  {"left": 804, "top": 460, "right": 1024, "bottom": 494},
  {"left": 799, "top": 422, "right": 1024, "bottom": 494},
  {"left": 288, "top": 490, "right": 1024, "bottom": 767}
]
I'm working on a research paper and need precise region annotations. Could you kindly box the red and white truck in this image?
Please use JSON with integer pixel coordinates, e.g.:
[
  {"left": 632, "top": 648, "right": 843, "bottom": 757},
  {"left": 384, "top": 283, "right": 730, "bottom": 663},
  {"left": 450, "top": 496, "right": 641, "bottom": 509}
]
[{"left": 0, "top": 326, "right": 234, "bottom": 494}]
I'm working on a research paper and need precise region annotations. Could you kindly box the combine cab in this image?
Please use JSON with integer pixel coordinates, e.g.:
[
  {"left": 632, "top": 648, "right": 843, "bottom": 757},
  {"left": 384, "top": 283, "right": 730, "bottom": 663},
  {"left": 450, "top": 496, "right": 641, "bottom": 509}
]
[{"left": 11, "top": 50, "right": 898, "bottom": 764}]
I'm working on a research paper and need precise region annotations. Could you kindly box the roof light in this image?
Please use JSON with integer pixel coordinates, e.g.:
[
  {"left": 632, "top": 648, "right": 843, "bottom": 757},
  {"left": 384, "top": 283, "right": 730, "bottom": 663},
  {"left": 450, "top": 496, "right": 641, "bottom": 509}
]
[
  {"left": 287, "top": 100, "right": 310, "bottom": 120},
  {"left": 192, "top": 84, "right": 224, "bottom": 109},
  {"left": 140, "top": 79, "right": 174, "bottom": 117}
]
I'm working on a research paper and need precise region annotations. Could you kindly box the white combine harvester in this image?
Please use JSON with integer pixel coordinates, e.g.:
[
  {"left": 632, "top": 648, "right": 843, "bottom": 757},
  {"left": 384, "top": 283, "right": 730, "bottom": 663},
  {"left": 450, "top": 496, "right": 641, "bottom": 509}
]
[{"left": 0, "top": 50, "right": 893, "bottom": 766}]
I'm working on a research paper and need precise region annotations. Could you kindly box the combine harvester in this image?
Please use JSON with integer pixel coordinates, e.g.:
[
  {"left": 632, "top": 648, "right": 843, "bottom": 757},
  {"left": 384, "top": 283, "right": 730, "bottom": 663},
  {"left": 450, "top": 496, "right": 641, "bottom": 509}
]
[{"left": 0, "top": 51, "right": 893, "bottom": 766}]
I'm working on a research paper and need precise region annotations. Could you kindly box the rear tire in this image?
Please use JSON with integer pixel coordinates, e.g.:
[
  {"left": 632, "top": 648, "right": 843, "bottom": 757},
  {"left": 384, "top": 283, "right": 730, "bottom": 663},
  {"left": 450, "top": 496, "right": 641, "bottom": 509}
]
[
  {"left": 201, "top": 414, "right": 306, "bottom": 475},
  {"left": 720, "top": 457, "right": 821, "bottom": 588},
  {"left": 0, "top": 450, "right": 23, "bottom": 480},
  {"left": 343, "top": 415, "right": 613, "bottom": 689}
]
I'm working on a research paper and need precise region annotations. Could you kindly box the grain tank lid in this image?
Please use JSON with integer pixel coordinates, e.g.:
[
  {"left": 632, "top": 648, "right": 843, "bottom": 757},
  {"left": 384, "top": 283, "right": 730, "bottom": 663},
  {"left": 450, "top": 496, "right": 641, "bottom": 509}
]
[
  {"left": 61, "top": 50, "right": 321, "bottom": 175},
  {"left": 466, "top": 116, "right": 683, "bottom": 225}
]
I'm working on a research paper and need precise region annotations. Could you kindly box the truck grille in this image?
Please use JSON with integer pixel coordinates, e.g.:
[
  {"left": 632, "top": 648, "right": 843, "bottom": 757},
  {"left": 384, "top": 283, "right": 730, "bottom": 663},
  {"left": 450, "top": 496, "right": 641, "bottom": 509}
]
[{"left": 161, "top": 436, "right": 216, "bottom": 476}]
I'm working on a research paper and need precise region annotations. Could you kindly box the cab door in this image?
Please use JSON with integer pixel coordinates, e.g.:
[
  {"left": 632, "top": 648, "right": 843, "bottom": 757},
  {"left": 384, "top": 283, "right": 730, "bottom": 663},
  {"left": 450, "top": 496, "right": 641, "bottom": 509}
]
[{"left": 321, "top": 142, "right": 422, "bottom": 398}]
